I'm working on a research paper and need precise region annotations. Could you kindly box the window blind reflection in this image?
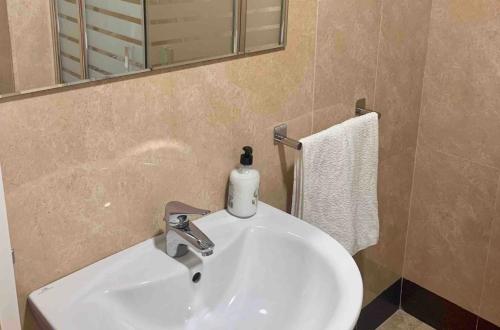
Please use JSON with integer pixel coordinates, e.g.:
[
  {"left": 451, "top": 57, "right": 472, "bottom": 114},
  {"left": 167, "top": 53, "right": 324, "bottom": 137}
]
[
  {"left": 146, "top": 0, "right": 236, "bottom": 67},
  {"left": 53, "top": 0, "right": 286, "bottom": 83},
  {"left": 56, "top": 0, "right": 84, "bottom": 83},
  {"left": 245, "top": 0, "right": 283, "bottom": 51},
  {"left": 85, "top": 0, "right": 146, "bottom": 78}
]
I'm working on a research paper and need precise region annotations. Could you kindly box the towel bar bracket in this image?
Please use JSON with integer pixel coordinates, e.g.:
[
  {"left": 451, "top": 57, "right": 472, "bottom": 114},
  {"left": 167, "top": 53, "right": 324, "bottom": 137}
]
[
  {"left": 355, "top": 107, "right": 382, "bottom": 119},
  {"left": 355, "top": 98, "right": 382, "bottom": 119},
  {"left": 273, "top": 124, "right": 302, "bottom": 150}
]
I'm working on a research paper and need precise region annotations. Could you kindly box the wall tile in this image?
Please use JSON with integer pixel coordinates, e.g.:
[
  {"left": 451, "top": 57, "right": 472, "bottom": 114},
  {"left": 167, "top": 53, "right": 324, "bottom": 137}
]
[
  {"left": 312, "top": 0, "right": 400, "bottom": 307},
  {"left": 355, "top": 0, "right": 432, "bottom": 306},
  {"left": 355, "top": 253, "right": 400, "bottom": 307},
  {"left": 311, "top": 0, "right": 432, "bottom": 307},
  {"left": 364, "top": 151, "right": 416, "bottom": 272},
  {"left": 314, "top": 0, "right": 382, "bottom": 113},
  {"left": 355, "top": 150, "right": 419, "bottom": 307},
  {"left": 404, "top": 145, "right": 499, "bottom": 313},
  {"left": 479, "top": 180, "right": 500, "bottom": 326},
  {"left": 312, "top": 104, "right": 353, "bottom": 133},
  {"left": 405, "top": 0, "right": 500, "bottom": 318},
  {"left": 418, "top": 0, "right": 500, "bottom": 168},
  {"left": 0, "top": 86, "right": 113, "bottom": 188},
  {"left": 374, "top": 0, "right": 432, "bottom": 160}
]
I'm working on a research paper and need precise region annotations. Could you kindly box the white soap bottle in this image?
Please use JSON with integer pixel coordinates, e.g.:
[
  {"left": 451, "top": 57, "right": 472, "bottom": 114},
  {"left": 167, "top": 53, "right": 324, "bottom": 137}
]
[{"left": 227, "top": 146, "right": 260, "bottom": 218}]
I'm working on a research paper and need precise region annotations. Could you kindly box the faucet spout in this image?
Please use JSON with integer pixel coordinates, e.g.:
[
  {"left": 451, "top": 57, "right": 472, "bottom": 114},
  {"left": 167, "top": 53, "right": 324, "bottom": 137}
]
[{"left": 164, "top": 201, "right": 214, "bottom": 258}]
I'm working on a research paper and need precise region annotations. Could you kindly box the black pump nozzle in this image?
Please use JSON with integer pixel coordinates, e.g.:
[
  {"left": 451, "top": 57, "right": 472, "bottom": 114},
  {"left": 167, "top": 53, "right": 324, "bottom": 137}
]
[{"left": 240, "top": 146, "right": 253, "bottom": 166}]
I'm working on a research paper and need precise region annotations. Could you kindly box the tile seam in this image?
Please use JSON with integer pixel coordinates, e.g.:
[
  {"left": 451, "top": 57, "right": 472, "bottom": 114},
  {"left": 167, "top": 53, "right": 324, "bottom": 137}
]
[
  {"left": 475, "top": 174, "right": 500, "bottom": 327},
  {"left": 401, "top": 0, "right": 435, "bottom": 291},
  {"left": 310, "top": 0, "right": 321, "bottom": 134},
  {"left": 418, "top": 140, "right": 500, "bottom": 172},
  {"left": 372, "top": 0, "right": 384, "bottom": 111}
]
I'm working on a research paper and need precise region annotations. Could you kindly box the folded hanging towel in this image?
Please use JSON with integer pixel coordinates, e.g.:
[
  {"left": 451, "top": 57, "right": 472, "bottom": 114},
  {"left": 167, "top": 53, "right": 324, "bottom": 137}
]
[{"left": 292, "top": 113, "right": 379, "bottom": 255}]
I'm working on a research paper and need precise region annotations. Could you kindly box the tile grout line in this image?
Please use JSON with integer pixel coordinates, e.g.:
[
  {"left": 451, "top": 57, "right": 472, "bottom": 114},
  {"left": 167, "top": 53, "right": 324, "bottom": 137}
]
[
  {"left": 400, "top": 0, "right": 436, "bottom": 307},
  {"left": 418, "top": 139, "right": 500, "bottom": 172},
  {"left": 400, "top": 97, "right": 424, "bottom": 308},
  {"left": 370, "top": 0, "right": 409, "bottom": 311},
  {"left": 475, "top": 174, "right": 500, "bottom": 330},
  {"left": 400, "top": 62, "right": 424, "bottom": 311},
  {"left": 309, "top": 0, "right": 321, "bottom": 134},
  {"left": 371, "top": 0, "right": 384, "bottom": 111}
]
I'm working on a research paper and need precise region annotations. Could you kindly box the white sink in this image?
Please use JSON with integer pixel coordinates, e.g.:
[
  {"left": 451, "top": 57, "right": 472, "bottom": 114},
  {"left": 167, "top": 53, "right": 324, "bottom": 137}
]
[{"left": 29, "top": 203, "right": 363, "bottom": 330}]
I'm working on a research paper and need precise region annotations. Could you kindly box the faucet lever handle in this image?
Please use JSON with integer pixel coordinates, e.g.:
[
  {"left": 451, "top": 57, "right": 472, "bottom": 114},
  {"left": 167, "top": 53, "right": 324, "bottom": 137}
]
[{"left": 164, "top": 201, "right": 210, "bottom": 227}]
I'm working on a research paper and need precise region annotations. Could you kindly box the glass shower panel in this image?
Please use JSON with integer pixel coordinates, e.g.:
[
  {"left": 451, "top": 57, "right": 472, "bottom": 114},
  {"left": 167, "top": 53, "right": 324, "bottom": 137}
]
[
  {"left": 56, "top": 0, "right": 85, "bottom": 83},
  {"left": 146, "top": 0, "right": 236, "bottom": 68},
  {"left": 84, "top": 0, "right": 146, "bottom": 79},
  {"left": 245, "top": 0, "right": 284, "bottom": 51}
]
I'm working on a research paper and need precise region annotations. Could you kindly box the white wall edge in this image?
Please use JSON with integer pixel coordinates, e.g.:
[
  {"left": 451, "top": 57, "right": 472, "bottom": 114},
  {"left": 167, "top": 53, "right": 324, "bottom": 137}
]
[{"left": 0, "top": 166, "right": 21, "bottom": 330}]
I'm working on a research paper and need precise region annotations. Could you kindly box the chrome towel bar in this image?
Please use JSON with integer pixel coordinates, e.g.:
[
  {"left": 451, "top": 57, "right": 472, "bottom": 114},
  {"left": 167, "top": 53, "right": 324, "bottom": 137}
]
[{"left": 274, "top": 99, "right": 381, "bottom": 151}]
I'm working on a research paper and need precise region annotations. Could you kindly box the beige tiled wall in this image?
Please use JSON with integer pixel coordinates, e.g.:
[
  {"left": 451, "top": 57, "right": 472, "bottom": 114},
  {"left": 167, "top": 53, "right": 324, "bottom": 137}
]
[
  {"left": 404, "top": 0, "right": 500, "bottom": 326},
  {"left": 313, "top": 0, "right": 432, "bottom": 305},
  {"left": 359, "top": 0, "right": 433, "bottom": 304},
  {"left": 0, "top": 0, "right": 14, "bottom": 94},
  {"left": 0, "top": 0, "right": 435, "bottom": 326},
  {"left": 314, "top": 0, "right": 385, "bottom": 303}
]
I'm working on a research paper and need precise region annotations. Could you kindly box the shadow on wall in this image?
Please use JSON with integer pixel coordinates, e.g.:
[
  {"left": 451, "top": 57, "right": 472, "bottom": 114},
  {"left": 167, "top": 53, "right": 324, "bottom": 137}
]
[{"left": 278, "top": 145, "right": 296, "bottom": 213}]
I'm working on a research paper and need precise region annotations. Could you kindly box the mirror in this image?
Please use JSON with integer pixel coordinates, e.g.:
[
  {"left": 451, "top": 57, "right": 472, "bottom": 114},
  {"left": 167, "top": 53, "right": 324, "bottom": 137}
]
[{"left": 0, "top": 0, "right": 287, "bottom": 98}]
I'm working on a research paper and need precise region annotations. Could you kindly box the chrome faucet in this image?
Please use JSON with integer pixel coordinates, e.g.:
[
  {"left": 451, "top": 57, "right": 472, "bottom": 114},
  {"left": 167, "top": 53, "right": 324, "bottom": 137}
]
[{"left": 164, "top": 201, "right": 214, "bottom": 258}]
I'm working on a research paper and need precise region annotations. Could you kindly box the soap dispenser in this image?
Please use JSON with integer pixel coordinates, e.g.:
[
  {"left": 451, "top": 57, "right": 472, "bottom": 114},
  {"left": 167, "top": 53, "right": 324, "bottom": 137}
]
[{"left": 227, "top": 146, "right": 260, "bottom": 218}]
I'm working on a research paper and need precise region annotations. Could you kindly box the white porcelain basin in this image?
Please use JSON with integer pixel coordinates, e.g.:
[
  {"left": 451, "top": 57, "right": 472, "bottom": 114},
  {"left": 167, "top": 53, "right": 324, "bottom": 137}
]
[{"left": 29, "top": 203, "right": 362, "bottom": 330}]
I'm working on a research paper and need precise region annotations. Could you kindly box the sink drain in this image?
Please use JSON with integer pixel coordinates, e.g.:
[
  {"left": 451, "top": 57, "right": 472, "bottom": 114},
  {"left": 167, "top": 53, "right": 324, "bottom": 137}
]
[{"left": 192, "top": 272, "right": 202, "bottom": 283}]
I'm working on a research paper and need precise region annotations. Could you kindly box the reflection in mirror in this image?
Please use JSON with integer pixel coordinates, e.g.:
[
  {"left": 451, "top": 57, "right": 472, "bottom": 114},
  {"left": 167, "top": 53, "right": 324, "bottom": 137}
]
[
  {"left": 0, "top": 0, "right": 287, "bottom": 98},
  {"left": 55, "top": 0, "right": 147, "bottom": 83},
  {"left": 0, "top": 0, "right": 15, "bottom": 95},
  {"left": 245, "top": 0, "right": 286, "bottom": 51},
  {"left": 147, "top": 0, "right": 237, "bottom": 67}
]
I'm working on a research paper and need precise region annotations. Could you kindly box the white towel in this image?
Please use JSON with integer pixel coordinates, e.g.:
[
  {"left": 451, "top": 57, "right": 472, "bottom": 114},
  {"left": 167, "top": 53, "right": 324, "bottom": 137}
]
[{"left": 292, "top": 113, "right": 379, "bottom": 255}]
